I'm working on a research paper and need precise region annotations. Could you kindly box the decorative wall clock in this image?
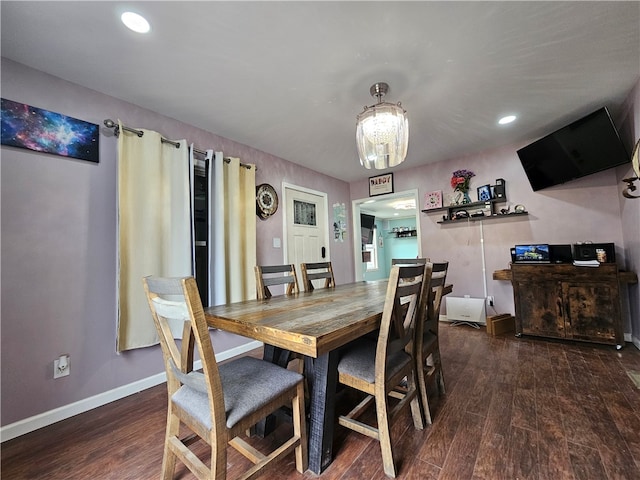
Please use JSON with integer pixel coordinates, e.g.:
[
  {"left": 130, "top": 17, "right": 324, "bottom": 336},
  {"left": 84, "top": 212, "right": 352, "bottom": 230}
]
[
  {"left": 423, "top": 190, "right": 443, "bottom": 210},
  {"left": 256, "top": 183, "right": 278, "bottom": 219}
]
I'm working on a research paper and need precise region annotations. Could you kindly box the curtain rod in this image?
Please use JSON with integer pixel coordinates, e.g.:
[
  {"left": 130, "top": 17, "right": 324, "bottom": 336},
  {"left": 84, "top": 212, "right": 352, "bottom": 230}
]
[{"left": 103, "top": 119, "right": 253, "bottom": 169}]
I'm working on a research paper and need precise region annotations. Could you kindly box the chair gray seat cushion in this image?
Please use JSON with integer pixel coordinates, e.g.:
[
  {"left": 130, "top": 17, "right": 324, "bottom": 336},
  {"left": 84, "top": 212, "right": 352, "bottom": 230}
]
[
  {"left": 338, "top": 338, "right": 411, "bottom": 384},
  {"left": 172, "top": 356, "right": 303, "bottom": 430}
]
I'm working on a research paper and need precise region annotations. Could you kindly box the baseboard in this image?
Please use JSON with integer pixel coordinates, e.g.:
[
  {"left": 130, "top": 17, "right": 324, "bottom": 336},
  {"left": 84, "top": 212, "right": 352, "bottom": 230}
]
[
  {"left": 442, "top": 317, "right": 639, "bottom": 350},
  {"left": 0, "top": 340, "right": 262, "bottom": 443}
]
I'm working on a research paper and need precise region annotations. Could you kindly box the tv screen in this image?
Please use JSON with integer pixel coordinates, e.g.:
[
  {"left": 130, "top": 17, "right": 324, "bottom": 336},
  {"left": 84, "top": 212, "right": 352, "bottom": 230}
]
[
  {"left": 514, "top": 244, "right": 550, "bottom": 263},
  {"left": 517, "top": 107, "right": 629, "bottom": 191},
  {"left": 361, "top": 213, "right": 375, "bottom": 245}
]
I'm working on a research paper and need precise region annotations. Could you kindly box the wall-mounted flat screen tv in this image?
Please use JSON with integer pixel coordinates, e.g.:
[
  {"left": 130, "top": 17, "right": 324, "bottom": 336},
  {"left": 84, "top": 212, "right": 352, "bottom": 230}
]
[{"left": 517, "top": 107, "right": 629, "bottom": 191}]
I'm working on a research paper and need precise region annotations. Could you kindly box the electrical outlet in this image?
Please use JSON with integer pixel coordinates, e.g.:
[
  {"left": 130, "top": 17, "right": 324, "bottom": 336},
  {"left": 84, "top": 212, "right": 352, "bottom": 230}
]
[
  {"left": 54, "top": 355, "right": 70, "bottom": 379},
  {"left": 486, "top": 296, "right": 494, "bottom": 307}
]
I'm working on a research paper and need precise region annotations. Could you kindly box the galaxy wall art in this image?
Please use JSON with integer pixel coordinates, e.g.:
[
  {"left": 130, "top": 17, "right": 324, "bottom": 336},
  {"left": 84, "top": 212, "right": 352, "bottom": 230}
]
[{"left": 1, "top": 98, "right": 99, "bottom": 163}]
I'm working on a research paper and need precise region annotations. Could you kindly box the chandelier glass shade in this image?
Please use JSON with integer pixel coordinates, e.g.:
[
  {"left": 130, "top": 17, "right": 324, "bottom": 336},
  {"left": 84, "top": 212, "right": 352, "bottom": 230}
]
[{"left": 356, "top": 83, "right": 409, "bottom": 170}]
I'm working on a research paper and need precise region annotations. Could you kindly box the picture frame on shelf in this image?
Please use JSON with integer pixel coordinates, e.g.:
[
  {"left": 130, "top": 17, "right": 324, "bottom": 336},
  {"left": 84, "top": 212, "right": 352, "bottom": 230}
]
[
  {"left": 477, "top": 184, "right": 492, "bottom": 202},
  {"left": 493, "top": 179, "right": 506, "bottom": 198},
  {"left": 423, "top": 190, "right": 443, "bottom": 210},
  {"left": 444, "top": 192, "right": 458, "bottom": 206}
]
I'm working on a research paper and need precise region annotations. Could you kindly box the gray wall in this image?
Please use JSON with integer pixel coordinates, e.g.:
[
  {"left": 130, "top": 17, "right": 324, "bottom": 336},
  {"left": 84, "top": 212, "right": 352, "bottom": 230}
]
[
  {"left": 1, "top": 57, "right": 638, "bottom": 431},
  {"left": 0, "top": 59, "right": 352, "bottom": 427},
  {"left": 351, "top": 77, "right": 640, "bottom": 341}
]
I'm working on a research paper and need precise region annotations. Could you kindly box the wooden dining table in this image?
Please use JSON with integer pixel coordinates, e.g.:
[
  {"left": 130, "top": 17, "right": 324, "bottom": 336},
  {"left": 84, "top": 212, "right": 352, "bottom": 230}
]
[{"left": 204, "top": 279, "right": 453, "bottom": 474}]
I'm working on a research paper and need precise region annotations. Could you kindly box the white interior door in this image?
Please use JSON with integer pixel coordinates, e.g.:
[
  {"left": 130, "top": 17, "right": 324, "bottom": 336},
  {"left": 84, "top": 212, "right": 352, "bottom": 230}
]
[{"left": 284, "top": 184, "right": 329, "bottom": 289}]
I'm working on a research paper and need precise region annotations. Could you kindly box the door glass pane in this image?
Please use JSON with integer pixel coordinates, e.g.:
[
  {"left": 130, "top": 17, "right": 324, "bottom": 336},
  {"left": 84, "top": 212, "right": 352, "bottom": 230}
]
[{"left": 294, "top": 200, "right": 316, "bottom": 226}]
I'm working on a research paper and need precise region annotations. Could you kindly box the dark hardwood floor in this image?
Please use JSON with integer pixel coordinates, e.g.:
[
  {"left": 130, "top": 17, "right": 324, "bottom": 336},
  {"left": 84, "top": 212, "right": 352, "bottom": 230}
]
[{"left": 3, "top": 325, "right": 640, "bottom": 479}]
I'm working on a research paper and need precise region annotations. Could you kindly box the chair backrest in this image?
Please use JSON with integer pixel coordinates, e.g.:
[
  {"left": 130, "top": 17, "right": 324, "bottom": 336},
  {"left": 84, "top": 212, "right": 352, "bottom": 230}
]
[
  {"left": 391, "top": 257, "right": 429, "bottom": 266},
  {"left": 376, "top": 263, "right": 433, "bottom": 376},
  {"left": 430, "top": 261, "right": 449, "bottom": 320},
  {"left": 255, "top": 264, "right": 300, "bottom": 299},
  {"left": 300, "top": 261, "right": 335, "bottom": 292},
  {"left": 143, "top": 276, "right": 226, "bottom": 431},
  {"left": 420, "top": 261, "right": 449, "bottom": 338}
]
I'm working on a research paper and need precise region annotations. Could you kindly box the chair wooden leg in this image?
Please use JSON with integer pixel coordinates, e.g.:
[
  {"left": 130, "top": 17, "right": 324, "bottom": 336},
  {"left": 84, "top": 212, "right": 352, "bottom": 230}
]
[
  {"left": 375, "top": 393, "right": 397, "bottom": 478},
  {"left": 420, "top": 365, "right": 433, "bottom": 425},
  {"left": 292, "top": 382, "right": 308, "bottom": 473},
  {"left": 407, "top": 373, "right": 424, "bottom": 431},
  {"left": 434, "top": 351, "right": 446, "bottom": 394},
  {"left": 161, "top": 411, "right": 180, "bottom": 480},
  {"left": 210, "top": 431, "right": 227, "bottom": 480},
  {"left": 438, "top": 370, "right": 446, "bottom": 394},
  {"left": 415, "top": 357, "right": 432, "bottom": 426}
]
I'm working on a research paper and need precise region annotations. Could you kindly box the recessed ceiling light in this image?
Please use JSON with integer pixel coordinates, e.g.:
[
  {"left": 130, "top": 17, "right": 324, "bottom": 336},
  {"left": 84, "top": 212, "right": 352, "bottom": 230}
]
[
  {"left": 498, "top": 115, "right": 517, "bottom": 125},
  {"left": 392, "top": 200, "right": 416, "bottom": 210},
  {"left": 121, "top": 12, "right": 150, "bottom": 33}
]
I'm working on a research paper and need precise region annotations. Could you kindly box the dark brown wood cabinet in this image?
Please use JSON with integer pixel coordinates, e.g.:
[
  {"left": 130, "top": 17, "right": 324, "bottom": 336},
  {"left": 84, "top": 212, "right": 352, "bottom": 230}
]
[{"left": 510, "top": 264, "right": 624, "bottom": 348}]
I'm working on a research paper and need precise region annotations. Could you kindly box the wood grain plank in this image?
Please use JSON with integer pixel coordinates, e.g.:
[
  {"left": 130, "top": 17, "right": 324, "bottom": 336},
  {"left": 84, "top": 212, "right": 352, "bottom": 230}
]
[
  {"left": 511, "top": 387, "right": 537, "bottom": 432},
  {"left": 537, "top": 413, "right": 574, "bottom": 480},
  {"left": 508, "top": 426, "right": 539, "bottom": 480},
  {"left": 568, "top": 442, "right": 608, "bottom": 480},
  {"left": 4, "top": 326, "right": 640, "bottom": 480},
  {"left": 472, "top": 380, "right": 514, "bottom": 479},
  {"left": 578, "top": 390, "right": 640, "bottom": 479},
  {"left": 437, "top": 412, "right": 485, "bottom": 480}
]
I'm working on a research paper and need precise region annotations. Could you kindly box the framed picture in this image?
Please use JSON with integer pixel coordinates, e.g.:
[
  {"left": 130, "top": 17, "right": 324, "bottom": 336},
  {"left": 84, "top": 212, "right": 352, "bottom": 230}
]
[
  {"left": 1, "top": 98, "right": 99, "bottom": 163},
  {"left": 477, "top": 184, "right": 492, "bottom": 202},
  {"left": 423, "top": 190, "right": 443, "bottom": 210},
  {"left": 369, "top": 173, "right": 393, "bottom": 196}
]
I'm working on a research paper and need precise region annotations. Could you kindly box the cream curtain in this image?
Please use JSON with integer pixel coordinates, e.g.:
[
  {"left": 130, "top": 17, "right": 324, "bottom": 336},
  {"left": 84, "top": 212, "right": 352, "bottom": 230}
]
[
  {"left": 211, "top": 153, "right": 257, "bottom": 305},
  {"left": 117, "top": 121, "right": 192, "bottom": 351}
]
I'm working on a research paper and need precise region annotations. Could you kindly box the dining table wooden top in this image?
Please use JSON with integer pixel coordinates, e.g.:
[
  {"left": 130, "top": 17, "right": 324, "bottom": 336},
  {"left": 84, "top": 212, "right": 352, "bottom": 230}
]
[
  {"left": 205, "top": 281, "right": 389, "bottom": 358},
  {"left": 205, "top": 280, "right": 454, "bottom": 358}
]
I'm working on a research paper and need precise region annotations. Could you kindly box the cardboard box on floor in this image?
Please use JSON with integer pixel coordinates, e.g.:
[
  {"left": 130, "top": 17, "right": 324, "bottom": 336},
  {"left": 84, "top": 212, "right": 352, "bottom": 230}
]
[{"left": 486, "top": 314, "right": 515, "bottom": 336}]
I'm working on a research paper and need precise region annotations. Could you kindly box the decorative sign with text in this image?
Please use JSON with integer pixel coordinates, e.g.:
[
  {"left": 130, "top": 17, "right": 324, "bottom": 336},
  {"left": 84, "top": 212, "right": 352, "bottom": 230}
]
[{"left": 369, "top": 173, "right": 394, "bottom": 196}]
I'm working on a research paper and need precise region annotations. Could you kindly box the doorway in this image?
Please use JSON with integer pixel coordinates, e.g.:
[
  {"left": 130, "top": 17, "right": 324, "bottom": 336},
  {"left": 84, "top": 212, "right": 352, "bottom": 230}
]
[{"left": 352, "top": 189, "right": 421, "bottom": 281}]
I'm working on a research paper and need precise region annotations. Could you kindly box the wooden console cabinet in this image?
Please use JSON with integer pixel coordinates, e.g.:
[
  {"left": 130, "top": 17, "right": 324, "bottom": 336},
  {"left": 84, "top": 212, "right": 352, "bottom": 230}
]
[{"left": 496, "top": 264, "right": 636, "bottom": 349}]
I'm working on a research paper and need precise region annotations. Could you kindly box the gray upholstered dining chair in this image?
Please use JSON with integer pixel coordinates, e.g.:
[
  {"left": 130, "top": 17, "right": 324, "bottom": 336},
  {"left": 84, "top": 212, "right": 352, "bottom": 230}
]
[
  {"left": 415, "top": 261, "right": 449, "bottom": 425},
  {"left": 255, "top": 264, "right": 299, "bottom": 299},
  {"left": 300, "top": 261, "right": 335, "bottom": 292},
  {"left": 336, "top": 263, "right": 433, "bottom": 478},
  {"left": 143, "top": 276, "right": 307, "bottom": 480}
]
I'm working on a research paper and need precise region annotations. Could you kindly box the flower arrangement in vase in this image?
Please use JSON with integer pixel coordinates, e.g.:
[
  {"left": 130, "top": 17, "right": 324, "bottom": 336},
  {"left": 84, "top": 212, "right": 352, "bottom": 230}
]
[{"left": 451, "top": 169, "right": 475, "bottom": 204}]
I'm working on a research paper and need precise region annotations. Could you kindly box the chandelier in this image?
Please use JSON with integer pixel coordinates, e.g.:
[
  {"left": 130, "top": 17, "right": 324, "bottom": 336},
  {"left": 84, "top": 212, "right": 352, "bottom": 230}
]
[{"left": 356, "top": 82, "right": 409, "bottom": 169}]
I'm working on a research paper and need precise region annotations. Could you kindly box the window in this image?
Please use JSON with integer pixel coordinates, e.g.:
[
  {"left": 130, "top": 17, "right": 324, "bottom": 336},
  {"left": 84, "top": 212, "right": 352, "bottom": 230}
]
[{"left": 293, "top": 200, "right": 316, "bottom": 226}]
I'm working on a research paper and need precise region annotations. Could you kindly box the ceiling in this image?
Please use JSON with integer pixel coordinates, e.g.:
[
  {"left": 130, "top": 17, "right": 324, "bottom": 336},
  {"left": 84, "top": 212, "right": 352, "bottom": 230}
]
[
  {"left": 1, "top": 2, "right": 639, "bottom": 184},
  {"left": 360, "top": 194, "right": 418, "bottom": 220}
]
